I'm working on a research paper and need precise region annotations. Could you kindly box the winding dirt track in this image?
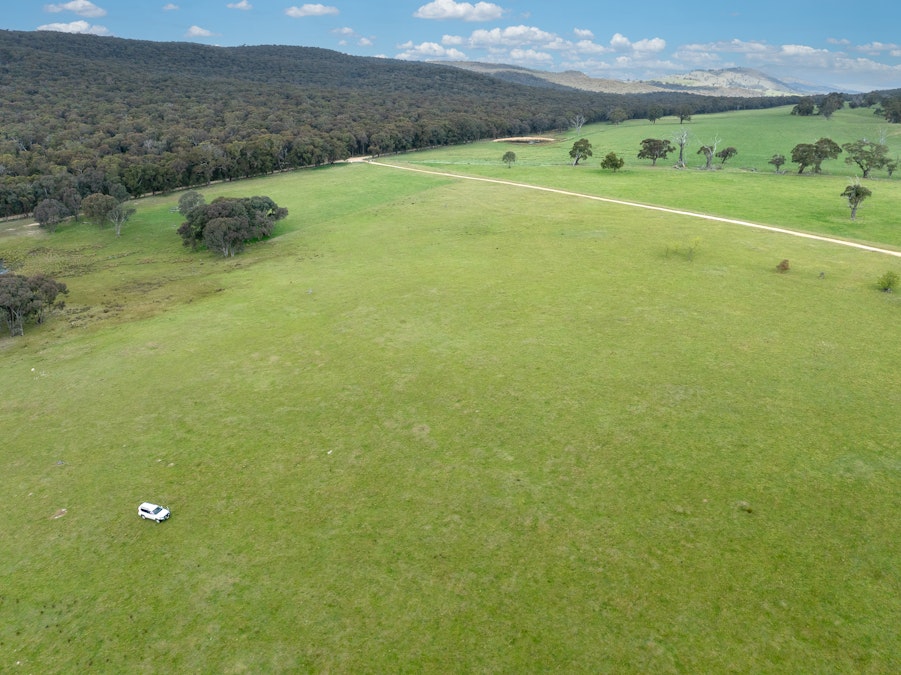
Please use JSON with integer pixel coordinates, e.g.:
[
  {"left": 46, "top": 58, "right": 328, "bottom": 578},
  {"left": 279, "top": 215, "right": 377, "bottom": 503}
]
[{"left": 364, "top": 160, "right": 901, "bottom": 259}]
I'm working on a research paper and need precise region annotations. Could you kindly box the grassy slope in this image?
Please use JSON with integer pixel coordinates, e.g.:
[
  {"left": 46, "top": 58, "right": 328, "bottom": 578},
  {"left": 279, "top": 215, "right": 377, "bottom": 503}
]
[
  {"left": 395, "top": 105, "right": 901, "bottom": 248},
  {"left": 2, "top": 113, "right": 901, "bottom": 671}
]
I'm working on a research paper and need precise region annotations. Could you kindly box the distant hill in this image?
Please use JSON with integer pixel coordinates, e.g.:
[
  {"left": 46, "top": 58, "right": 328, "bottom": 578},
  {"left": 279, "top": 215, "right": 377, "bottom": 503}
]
[{"left": 444, "top": 63, "right": 826, "bottom": 97}]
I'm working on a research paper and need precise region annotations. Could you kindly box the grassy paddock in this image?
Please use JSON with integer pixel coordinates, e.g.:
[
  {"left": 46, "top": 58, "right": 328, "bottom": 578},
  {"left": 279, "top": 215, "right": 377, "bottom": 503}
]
[
  {"left": 388, "top": 105, "right": 901, "bottom": 248},
  {"left": 2, "top": 121, "right": 901, "bottom": 671}
]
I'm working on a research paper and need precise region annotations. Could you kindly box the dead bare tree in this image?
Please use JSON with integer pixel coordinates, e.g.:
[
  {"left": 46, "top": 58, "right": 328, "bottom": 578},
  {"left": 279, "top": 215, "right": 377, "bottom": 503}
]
[
  {"left": 673, "top": 128, "right": 689, "bottom": 168},
  {"left": 697, "top": 135, "right": 721, "bottom": 170},
  {"left": 571, "top": 114, "right": 586, "bottom": 133}
]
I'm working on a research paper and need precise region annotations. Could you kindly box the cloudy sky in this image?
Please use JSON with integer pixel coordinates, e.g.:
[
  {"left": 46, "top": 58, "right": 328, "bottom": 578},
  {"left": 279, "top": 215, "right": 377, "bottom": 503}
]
[{"left": 8, "top": 0, "right": 901, "bottom": 91}]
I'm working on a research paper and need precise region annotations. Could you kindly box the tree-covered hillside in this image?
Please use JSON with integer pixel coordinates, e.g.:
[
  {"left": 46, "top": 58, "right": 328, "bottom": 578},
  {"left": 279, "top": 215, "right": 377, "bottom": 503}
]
[{"left": 0, "top": 29, "right": 797, "bottom": 217}]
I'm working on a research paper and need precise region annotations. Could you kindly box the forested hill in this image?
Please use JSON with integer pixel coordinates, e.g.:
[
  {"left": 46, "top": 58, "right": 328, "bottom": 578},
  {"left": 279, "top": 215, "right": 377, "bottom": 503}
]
[{"left": 0, "top": 29, "right": 792, "bottom": 218}]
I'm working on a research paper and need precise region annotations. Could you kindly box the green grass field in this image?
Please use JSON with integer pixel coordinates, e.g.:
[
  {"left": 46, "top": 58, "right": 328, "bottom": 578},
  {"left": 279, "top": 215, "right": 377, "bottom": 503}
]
[{"left": 2, "top": 107, "right": 901, "bottom": 672}]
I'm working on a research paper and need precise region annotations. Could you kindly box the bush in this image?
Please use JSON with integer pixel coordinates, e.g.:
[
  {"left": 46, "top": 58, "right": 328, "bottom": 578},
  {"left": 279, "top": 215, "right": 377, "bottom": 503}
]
[
  {"left": 877, "top": 270, "right": 898, "bottom": 292},
  {"left": 665, "top": 237, "right": 701, "bottom": 261},
  {"left": 776, "top": 259, "right": 790, "bottom": 273}
]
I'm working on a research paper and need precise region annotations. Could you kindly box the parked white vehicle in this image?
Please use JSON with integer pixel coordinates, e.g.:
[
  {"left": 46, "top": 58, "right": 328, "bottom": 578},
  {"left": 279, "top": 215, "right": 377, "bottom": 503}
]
[{"left": 138, "top": 502, "right": 171, "bottom": 522}]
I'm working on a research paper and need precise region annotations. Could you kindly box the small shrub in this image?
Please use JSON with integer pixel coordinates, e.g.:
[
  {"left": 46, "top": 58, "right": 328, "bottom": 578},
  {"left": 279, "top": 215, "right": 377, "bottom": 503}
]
[
  {"left": 665, "top": 237, "right": 701, "bottom": 261},
  {"left": 776, "top": 259, "right": 790, "bottom": 273},
  {"left": 877, "top": 270, "right": 898, "bottom": 292}
]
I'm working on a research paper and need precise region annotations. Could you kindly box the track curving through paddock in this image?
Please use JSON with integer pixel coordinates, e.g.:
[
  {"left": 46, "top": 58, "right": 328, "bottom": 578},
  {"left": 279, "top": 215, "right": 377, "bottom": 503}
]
[{"left": 363, "top": 160, "right": 901, "bottom": 259}]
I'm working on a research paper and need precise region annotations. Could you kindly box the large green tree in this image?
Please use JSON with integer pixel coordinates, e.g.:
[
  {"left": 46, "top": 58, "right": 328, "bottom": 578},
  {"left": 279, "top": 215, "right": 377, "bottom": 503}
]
[
  {"left": 34, "top": 198, "right": 69, "bottom": 232},
  {"left": 637, "top": 138, "right": 674, "bottom": 166},
  {"left": 600, "top": 152, "right": 624, "bottom": 172},
  {"left": 569, "top": 138, "right": 593, "bottom": 166},
  {"left": 81, "top": 193, "right": 119, "bottom": 227},
  {"left": 842, "top": 140, "right": 888, "bottom": 178}
]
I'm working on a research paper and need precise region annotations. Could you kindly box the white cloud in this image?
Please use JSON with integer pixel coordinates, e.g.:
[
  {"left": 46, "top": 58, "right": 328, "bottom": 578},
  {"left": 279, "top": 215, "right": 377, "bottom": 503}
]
[
  {"left": 44, "top": 1, "right": 106, "bottom": 18},
  {"left": 285, "top": 4, "right": 338, "bottom": 17},
  {"left": 185, "top": 25, "right": 215, "bottom": 38},
  {"left": 508, "top": 48, "right": 553, "bottom": 64},
  {"left": 414, "top": 0, "right": 504, "bottom": 22},
  {"left": 227, "top": 0, "right": 252, "bottom": 9},
  {"left": 36, "top": 20, "right": 109, "bottom": 35},
  {"left": 855, "top": 41, "right": 901, "bottom": 55},
  {"left": 465, "top": 25, "right": 559, "bottom": 48},
  {"left": 162, "top": 3, "right": 179, "bottom": 9},
  {"left": 573, "top": 28, "right": 593, "bottom": 40},
  {"left": 359, "top": 37, "right": 373, "bottom": 47},
  {"left": 396, "top": 41, "right": 467, "bottom": 60}
]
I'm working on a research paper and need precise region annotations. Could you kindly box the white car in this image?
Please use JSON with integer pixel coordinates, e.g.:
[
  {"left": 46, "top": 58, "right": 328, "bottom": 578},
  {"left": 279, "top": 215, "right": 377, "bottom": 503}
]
[{"left": 138, "top": 502, "right": 171, "bottom": 522}]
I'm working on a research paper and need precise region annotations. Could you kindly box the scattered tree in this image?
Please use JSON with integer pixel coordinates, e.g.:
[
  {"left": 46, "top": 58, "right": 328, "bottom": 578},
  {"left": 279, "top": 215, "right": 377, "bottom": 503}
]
[
  {"left": 34, "top": 198, "right": 69, "bottom": 232},
  {"left": 637, "top": 138, "right": 675, "bottom": 166},
  {"left": 842, "top": 140, "right": 888, "bottom": 178},
  {"left": 569, "top": 138, "right": 593, "bottom": 166},
  {"left": 81, "top": 193, "right": 118, "bottom": 227},
  {"left": 716, "top": 146, "right": 737, "bottom": 165},
  {"left": 812, "top": 137, "right": 842, "bottom": 173},
  {"left": 502, "top": 150, "right": 516, "bottom": 168},
  {"left": 647, "top": 104, "right": 664, "bottom": 124},
  {"left": 178, "top": 190, "right": 205, "bottom": 216},
  {"left": 841, "top": 181, "right": 871, "bottom": 221},
  {"left": 886, "top": 160, "right": 897, "bottom": 177},
  {"left": 677, "top": 106, "right": 693, "bottom": 124},
  {"left": 768, "top": 153, "right": 786, "bottom": 173},
  {"left": 600, "top": 152, "right": 624, "bottom": 172},
  {"left": 108, "top": 203, "right": 136, "bottom": 237},
  {"left": 177, "top": 195, "right": 288, "bottom": 256}
]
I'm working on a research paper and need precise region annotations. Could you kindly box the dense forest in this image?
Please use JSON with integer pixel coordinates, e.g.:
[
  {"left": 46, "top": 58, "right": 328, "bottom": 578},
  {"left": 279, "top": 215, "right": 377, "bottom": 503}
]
[{"left": 0, "top": 29, "right": 890, "bottom": 219}]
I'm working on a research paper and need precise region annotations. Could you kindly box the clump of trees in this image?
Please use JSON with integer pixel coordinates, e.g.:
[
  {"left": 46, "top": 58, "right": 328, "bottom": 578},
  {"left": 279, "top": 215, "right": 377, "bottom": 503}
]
[
  {"left": 177, "top": 196, "right": 288, "bottom": 257},
  {"left": 790, "top": 138, "right": 842, "bottom": 174},
  {"left": 0, "top": 273, "right": 68, "bottom": 336}
]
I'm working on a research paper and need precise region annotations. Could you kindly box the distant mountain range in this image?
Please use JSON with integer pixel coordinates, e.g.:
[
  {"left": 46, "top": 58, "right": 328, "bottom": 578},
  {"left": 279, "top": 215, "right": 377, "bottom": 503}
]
[{"left": 442, "top": 63, "right": 827, "bottom": 98}]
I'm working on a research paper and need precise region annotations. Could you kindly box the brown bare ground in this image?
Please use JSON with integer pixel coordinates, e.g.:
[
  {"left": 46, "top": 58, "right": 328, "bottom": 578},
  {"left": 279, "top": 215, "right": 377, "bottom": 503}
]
[{"left": 493, "top": 136, "right": 557, "bottom": 144}]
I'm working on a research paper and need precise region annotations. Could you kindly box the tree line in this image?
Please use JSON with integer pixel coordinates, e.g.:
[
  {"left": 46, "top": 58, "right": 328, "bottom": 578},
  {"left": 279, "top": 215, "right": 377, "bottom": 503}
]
[{"left": 0, "top": 30, "right": 798, "bottom": 219}]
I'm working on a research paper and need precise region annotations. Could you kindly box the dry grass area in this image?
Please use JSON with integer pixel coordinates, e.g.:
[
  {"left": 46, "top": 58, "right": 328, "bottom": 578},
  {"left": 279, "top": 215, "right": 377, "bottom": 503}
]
[{"left": 493, "top": 136, "right": 557, "bottom": 144}]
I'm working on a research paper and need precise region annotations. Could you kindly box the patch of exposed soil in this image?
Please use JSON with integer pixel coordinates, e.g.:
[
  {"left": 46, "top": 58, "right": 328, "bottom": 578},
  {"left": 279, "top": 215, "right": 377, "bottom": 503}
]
[{"left": 493, "top": 136, "right": 557, "bottom": 144}]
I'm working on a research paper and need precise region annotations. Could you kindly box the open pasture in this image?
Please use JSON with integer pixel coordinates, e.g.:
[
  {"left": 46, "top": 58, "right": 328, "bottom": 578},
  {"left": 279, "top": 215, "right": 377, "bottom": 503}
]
[
  {"left": 397, "top": 105, "right": 901, "bottom": 248},
  {"left": 2, "top": 120, "right": 901, "bottom": 671}
]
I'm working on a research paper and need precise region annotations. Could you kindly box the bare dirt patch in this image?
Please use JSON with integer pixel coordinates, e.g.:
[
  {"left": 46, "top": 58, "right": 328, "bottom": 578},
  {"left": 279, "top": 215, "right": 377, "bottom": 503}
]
[{"left": 493, "top": 136, "right": 557, "bottom": 144}]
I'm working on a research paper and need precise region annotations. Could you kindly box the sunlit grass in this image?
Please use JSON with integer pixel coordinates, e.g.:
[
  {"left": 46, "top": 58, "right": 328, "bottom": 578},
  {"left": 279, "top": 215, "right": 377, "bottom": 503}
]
[{"left": 2, "top": 113, "right": 901, "bottom": 671}]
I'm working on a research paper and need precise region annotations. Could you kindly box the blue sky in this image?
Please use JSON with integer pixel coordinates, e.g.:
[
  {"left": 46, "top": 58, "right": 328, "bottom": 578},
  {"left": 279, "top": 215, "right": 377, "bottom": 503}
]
[{"left": 7, "top": 0, "right": 901, "bottom": 91}]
